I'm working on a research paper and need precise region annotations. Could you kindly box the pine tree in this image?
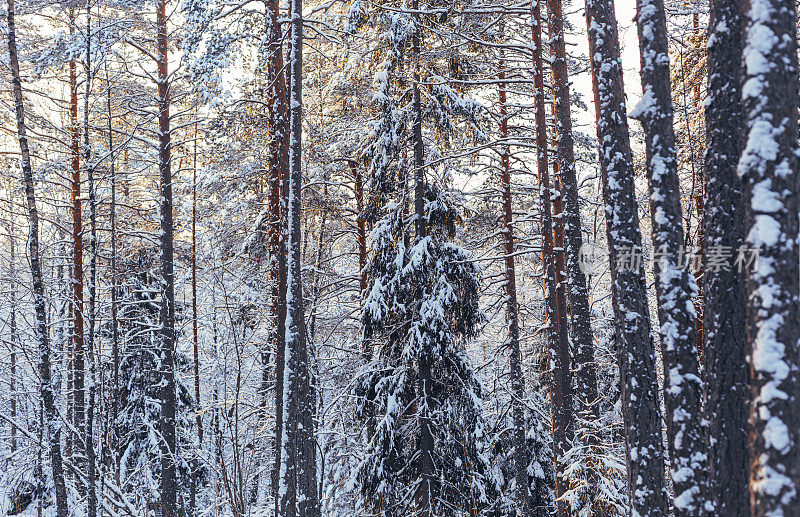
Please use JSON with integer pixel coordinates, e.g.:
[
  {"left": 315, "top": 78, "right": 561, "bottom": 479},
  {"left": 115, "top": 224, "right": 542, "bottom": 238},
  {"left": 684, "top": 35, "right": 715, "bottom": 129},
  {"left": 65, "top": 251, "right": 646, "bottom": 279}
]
[{"left": 5, "top": 0, "right": 69, "bottom": 513}]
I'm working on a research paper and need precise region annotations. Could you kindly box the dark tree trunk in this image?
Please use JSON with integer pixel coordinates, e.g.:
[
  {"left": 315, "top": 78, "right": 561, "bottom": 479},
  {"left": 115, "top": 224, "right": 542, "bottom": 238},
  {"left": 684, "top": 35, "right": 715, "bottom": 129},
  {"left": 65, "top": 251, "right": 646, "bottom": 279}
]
[
  {"left": 190, "top": 118, "right": 201, "bottom": 517},
  {"left": 631, "top": 0, "right": 706, "bottom": 513},
  {"left": 5, "top": 0, "right": 69, "bottom": 513},
  {"left": 411, "top": 3, "right": 433, "bottom": 515},
  {"left": 702, "top": 0, "right": 749, "bottom": 513},
  {"left": 739, "top": 0, "right": 800, "bottom": 514},
  {"left": 278, "top": 0, "right": 319, "bottom": 513},
  {"left": 583, "top": 0, "right": 669, "bottom": 513},
  {"left": 105, "top": 59, "right": 121, "bottom": 488},
  {"left": 546, "top": 0, "right": 600, "bottom": 511},
  {"left": 155, "top": 0, "right": 178, "bottom": 514},
  {"left": 545, "top": 0, "right": 600, "bottom": 437}
]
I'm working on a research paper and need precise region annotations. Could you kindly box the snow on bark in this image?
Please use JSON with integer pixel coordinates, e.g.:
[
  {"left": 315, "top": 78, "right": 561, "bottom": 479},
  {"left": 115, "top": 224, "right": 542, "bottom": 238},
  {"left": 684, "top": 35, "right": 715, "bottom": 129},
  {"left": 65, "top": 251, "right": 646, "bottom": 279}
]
[
  {"left": 739, "top": 0, "right": 800, "bottom": 514},
  {"left": 584, "top": 0, "right": 669, "bottom": 514},
  {"left": 631, "top": 0, "right": 706, "bottom": 513},
  {"left": 279, "top": 0, "right": 320, "bottom": 514}
]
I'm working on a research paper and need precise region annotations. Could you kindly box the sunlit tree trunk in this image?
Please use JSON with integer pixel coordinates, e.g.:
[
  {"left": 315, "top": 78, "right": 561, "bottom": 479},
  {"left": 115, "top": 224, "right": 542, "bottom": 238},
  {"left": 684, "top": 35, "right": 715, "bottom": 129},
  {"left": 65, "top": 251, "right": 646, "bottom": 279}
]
[
  {"left": 531, "top": 2, "right": 571, "bottom": 514},
  {"left": 69, "top": 7, "right": 86, "bottom": 467}
]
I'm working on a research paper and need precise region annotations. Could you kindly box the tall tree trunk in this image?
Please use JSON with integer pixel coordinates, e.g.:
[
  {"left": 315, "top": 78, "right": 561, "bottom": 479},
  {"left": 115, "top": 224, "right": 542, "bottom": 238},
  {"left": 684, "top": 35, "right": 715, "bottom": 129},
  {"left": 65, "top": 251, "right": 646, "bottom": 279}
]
[
  {"left": 155, "top": 0, "right": 178, "bottom": 514},
  {"left": 69, "top": 7, "right": 86, "bottom": 467},
  {"left": 498, "top": 43, "right": 532, "bottom": 517},
  {"left": 278, "top": 0, "right": 319, "bottom": 513},
  {"left": 264, "top": 0, "right": 290, "bottom": 509},
  {"left": 545, "top": 0, "right": 600, "bottom": 431},
  {"left": 190, "top": 116, "right": 202, "bottom": 517},
  {"left": 82, "top": 7, "right": 98, "bottom": 514},
  {"left": 739, "top": 0, "right": 800, "bottom": 514},
  {"left": 702, "top": 0, "right": 749, "bottom": 513},
  {"left": 531, "top": 3, "right": 570, "bottom": 514},
  {"left": 631, "top": 0, "right": 706, "bottom": 513},
  {"left": 546, "top": 0, "right": 600, "bottom": 511},
  {"left": 411, "top": 3, "right": 433, "bottom": 515},
  {"left": 5, "top": 0, "right": 69, "bottom": 513},
  {"left": 583, "top": 0, "right": 669, "bottom": 513}
]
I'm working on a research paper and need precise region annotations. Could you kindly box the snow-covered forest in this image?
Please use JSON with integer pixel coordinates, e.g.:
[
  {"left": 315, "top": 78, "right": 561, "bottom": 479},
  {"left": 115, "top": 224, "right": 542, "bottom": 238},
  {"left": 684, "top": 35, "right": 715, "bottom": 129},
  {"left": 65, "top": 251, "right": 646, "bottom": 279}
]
[{"left": 1, "top": 0, "right": 799, "bottom": 515}]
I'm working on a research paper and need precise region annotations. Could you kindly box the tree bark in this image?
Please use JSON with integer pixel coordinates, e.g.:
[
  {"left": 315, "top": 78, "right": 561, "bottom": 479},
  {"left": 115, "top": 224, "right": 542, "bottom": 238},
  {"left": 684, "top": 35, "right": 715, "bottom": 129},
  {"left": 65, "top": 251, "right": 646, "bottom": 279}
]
[
  {"left": 631, "top": 0, "right": 706, "bottom": 513},
  {"left": 584, "top": 0, "right": 669, "bottom": 513},
  {"left": 411, "top": 3, "right": 433, "bottom": 515},
  {"left": 278, "top": 0, "right": 319, "bottom": 513},
  {"left": 702, "top": 0, "right": 749, "bottom": 513},
  {"left": 739, "top": 0, "right": 800, "bottom": 514},
  {"left": 105, "top": 57, "right": 122, "bottom": 488},
  {"left": 69, "top": 7, "right": 86, "bottom": 467},
  {"left": 546, "top": 0, "right": 600, "bottom": 511},
  {"left": 155, "top": 0, "right": 178, "bottom": 514},
  {"left": 531, "top": 3, "right": 571, "bottom": 515},
  {"left": 264, "top": 0, "right": 290, "bottom": 510},
  {"left": 5, "top": 0, "right": 69, "bottom": 513}
]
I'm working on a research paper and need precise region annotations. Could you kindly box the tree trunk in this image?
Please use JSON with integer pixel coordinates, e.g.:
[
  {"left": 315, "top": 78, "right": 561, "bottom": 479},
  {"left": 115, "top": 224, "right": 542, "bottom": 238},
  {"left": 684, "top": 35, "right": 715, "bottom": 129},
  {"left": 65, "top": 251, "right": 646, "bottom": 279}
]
[
  {"left": 739, "top": 0, "right": 800, "bottom": 514},
  {"left": 584, "top": 0, "right": 669, "bottom": 513},
  {"left": 5, "top": 0, "right": 69, "bottom": 513},
  {"left": 547, "top": 0, "right": 601, "bottom": 511},
  {"left": 411, "top": 3, "right": 433, "bottom": 515},
  {"left": 105, "top": 58, "right": 122, "bottom": 488},
  {"left": 155, "top": 0, "right": 178, "bottom": 514},
  {"left": 69, "top": 7, "right": 86, "bottom": 468},
  {"left": 546, "top": 0, "right": 601, "bottom": 505},
  {"left": 190, "top": 116, "right": 202, "bottom": 517},
  {"left": 278, "top": 0, "right": 319, "bottom": 513},
  {"left": 498, "top": 43, "right": 532, "bottom": 517},
  {"left": 264, "top": 0, "right": 289, "bottom": 509},
  {"left": 702, "top": 0, "right": 749, "bottom": 513},
  {"left": 531, "top": 3, "right": 571, "bottom": 515},
  {"left": 631, "top": 0, "right": 706, "bottom": 513}
]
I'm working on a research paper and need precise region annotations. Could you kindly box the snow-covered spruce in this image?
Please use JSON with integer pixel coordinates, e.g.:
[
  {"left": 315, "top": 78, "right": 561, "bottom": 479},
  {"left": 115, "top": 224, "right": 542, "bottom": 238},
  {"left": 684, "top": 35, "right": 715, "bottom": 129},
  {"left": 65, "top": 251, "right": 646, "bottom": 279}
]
[{"left": 355, "top": 196, "right": 497, "bottom": 516}]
